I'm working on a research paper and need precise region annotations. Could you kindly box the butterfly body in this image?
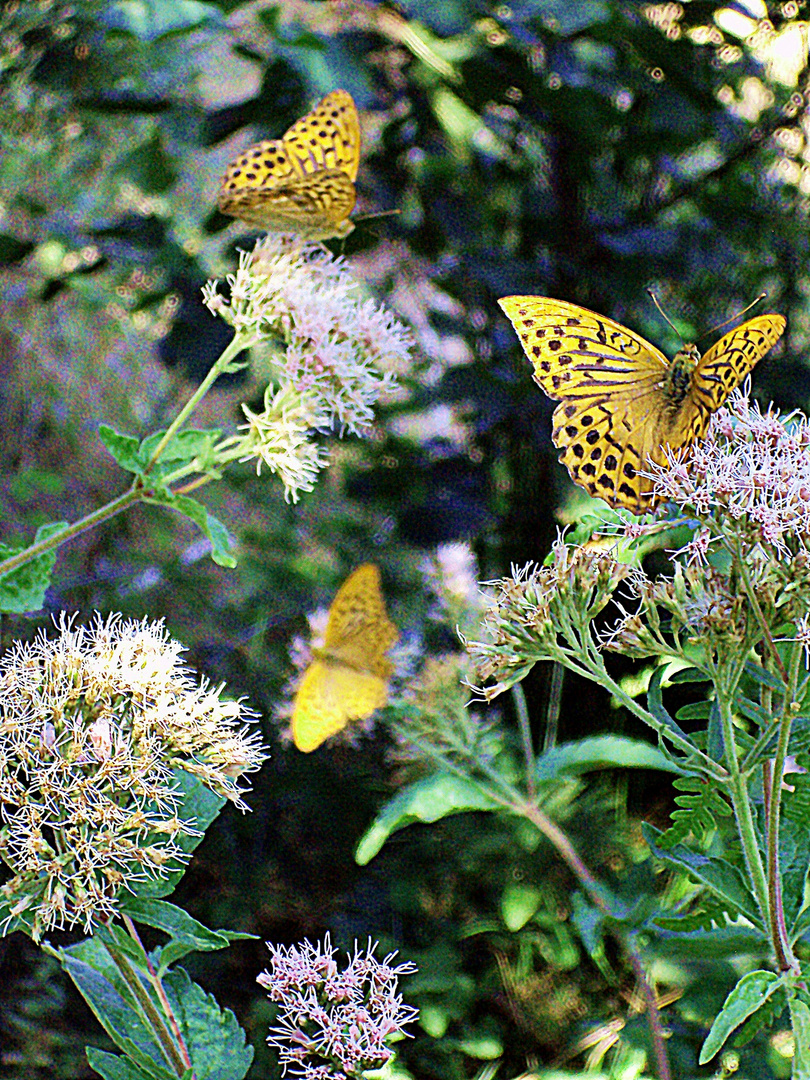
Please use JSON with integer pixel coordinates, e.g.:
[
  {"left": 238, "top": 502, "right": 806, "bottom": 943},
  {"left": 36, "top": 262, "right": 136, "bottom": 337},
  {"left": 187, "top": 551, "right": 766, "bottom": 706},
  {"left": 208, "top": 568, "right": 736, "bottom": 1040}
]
[
  {"left": 291, "top": 564, "right": 398, "bottom": 753},
  {"left": 218, "top": 90, "right": 360, "bottom": 241},
  {"left": 499, "top": 296, "right": 785, "bottom": 513}
]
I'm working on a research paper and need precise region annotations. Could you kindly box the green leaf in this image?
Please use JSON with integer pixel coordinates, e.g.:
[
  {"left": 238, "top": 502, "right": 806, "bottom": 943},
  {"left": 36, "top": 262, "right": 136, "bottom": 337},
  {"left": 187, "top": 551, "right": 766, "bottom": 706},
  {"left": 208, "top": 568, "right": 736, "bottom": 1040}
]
[
  {"left": 138, "top": 429, "right": 222, "bottom": 468},
  {"left": 99, "top": 424, "right": 146, "bottom": 475},
  {"left": 144, "top": 493, "right": 236, "bottom": 568},
  {"left": 162, "top": 967, "right": 253, "bottom": 1079},
  {"left": 743, "top": 662, "right": 786, "bottom": 691},
  {"left": 500, "top": 883, "right": 541, "bottom": 931},
  {"left": 0, "top": 521, "right": 68, "bottom": 613},
  {"left": 699, "top": 970, "right": 781, "bottom": 1063},
  {"left": 652, "top": 924, "right": 768, "bottom": 957},
  {"left": 132, "top": 770, "right": 226, "bottom": 899},
  {"left": 643, "top": 823, "right": 763, "bottom": 929},
  {"left": 119, "top": 898, "right": 255, "bottom": 971},
  {"left": 102, "top": 0, "right": 224, "bottom": 41},
  {"left": 86, "top": 1046, "right": 163, "bottom": 1080},
  {"left": 355, "top": 774, "right": 501, "bottom": 865},
  {"left": 118, "top": 134, "right": 177, "bottom": 195},
  {"left": 57, "top": 938, "right": 175, "bottom": 1080},
  {"left": 646, "top": 665, "right": 691, "bottom": 743},
  {"left": 534, "top": 734, "right": 684, "bottom": 783},
  {"left": 791, "top": 996, "right": 810, "bottom": 1080},
  {"left": 668, "top": 667, "right": 712, "bottom": 684}
]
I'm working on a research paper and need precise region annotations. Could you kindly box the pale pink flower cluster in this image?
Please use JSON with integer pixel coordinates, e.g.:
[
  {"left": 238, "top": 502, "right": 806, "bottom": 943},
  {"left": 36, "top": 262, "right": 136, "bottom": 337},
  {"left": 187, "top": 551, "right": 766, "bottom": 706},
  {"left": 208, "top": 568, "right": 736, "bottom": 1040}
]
[
  {"left": 645, "top": 389, "right": 810, "bottom": 554},
  {"left": 203, "top": 236, "right": 409, "bottom": 436},
  {"left": 258, "top": 933, "right": 418, "bottom": 1080}
]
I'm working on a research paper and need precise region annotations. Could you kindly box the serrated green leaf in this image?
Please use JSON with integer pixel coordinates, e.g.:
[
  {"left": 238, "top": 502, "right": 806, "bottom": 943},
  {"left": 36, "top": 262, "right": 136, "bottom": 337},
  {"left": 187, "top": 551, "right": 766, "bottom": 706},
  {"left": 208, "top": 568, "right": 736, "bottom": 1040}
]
[
  {"left": 699, "top": 970, "right": 781, "bottom": 1063},
  {"left": 643, "top": 823, "right": 763, "bottom": 928},
  {"left": 355, "top": 774, "right": 500, "bottom": 865},
  {"left": 144, "top": 492, "right": 235, "bottom": 568},
  {"left": 119, "top": 898, "right": 255, "bottom": 971},
  {"left": 0, "top": 521, "right": 68, "bottom": 613},
  {"left": 534, "top": 734, "right": 684, "bottom": 783},
  {"left": 162, "top": 967, "right": 253, "bottom": 1079},
  {"left": 651, "top": 924, "right": 768, "bottom": 956}
]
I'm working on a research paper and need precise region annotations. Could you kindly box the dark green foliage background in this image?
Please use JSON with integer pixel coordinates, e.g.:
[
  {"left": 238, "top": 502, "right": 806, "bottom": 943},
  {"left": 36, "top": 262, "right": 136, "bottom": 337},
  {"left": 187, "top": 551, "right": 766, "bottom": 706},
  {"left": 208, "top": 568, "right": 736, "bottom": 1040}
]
[{"left": 0, "top": 1, "right": 808, "bottom": 1077}]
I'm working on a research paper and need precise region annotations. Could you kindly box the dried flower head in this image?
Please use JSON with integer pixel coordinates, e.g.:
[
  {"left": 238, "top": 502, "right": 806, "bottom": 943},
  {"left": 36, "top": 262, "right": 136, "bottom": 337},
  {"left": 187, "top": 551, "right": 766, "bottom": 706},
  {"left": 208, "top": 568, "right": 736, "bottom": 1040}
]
[
  {"left": 0, "top": 613, "right": 267, "bottom": 937},
  {"left": 258, "top": 933, "right": 418, "bottom": 1080},
  {"left": 203, "top": 235, "right": 410, "bottom": 437}
]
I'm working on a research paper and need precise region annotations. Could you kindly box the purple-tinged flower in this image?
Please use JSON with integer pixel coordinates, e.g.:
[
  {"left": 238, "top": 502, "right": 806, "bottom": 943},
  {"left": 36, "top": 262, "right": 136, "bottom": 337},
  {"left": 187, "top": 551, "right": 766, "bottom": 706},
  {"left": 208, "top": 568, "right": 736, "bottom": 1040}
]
[{"left": 258, "top": 934, "right": 418, "bottom": 1079}]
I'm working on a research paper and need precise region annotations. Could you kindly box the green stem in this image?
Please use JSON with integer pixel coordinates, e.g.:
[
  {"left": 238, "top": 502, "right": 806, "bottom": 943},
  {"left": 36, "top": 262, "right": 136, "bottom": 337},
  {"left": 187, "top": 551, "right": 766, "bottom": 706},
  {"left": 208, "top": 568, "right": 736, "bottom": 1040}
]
[
  {"left": 765, "top": 643, "right": 802, "bottom": 972},
  {"left": 715, "top": 677, "right": 770, "bottom": 929},
  {"left": 511, "top": 682, "right": 536, "bottom": 800},
  {"left": 143, "top": 335, "right": 247, "bottom": 474},
  {"left": 122, "top": 915, "right": 193, "bottom": 1067},
  {"left": 543, "top": 661, "right": 564, "bottom": 753},
  {"left": 0, "top": 487, "right": 143, "bottom": 580},
  {"left": 103, "top": 936, "right": 189, "bottom": 1076}
]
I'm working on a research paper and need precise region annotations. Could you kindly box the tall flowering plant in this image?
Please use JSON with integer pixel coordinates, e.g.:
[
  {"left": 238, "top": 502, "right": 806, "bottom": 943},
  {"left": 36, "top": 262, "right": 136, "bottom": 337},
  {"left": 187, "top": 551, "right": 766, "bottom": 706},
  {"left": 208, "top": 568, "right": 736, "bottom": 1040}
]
[{"left": 463, "top": 390, "right": 810, "bottom": 1068}]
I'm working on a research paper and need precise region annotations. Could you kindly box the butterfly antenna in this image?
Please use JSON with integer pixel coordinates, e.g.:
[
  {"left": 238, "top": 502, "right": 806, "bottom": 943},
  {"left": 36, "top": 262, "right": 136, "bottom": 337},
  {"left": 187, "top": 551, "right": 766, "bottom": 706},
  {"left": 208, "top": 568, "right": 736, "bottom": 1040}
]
[
  {"left": 697, "top": 293, "right": 768, "bottom": 343},
  {"left": 646, "top": 288, "right": 684, "bottom": 341}
]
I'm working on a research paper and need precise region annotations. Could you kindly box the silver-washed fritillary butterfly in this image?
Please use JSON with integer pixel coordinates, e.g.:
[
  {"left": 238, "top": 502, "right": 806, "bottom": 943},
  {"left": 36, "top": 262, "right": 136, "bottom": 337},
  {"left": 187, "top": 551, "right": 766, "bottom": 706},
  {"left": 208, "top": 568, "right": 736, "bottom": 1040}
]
[
  {"left": 291, "top": 564, "right": 398, "bottom": 753},
  {"left": 217, "top": 89, "right": 360, "bottom": 241},
  {"left": 498, "top": 296, "right": 785, "bottom": 514}
]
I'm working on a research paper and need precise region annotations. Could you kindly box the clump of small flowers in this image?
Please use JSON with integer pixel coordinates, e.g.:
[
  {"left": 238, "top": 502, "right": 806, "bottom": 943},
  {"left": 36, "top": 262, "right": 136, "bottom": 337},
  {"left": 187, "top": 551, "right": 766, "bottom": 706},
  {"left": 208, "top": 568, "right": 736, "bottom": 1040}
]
[
  {"left": 203, "top": 235, "right": 410, "bottom": 437},
  {"left": 645, "top": 388, "right": 810, "bottom": 556},
  {"left": 467, "top": 535, "right": 632, "bottom": 700},
  {"left": 258, "top": 933, "right": 418, "bottom": 1080},
  {"left": 238, "top": 383, "right": 331, "bottom": 502},
  {"left": 0, "top": 613, "right": 267, "bottom": 938}
]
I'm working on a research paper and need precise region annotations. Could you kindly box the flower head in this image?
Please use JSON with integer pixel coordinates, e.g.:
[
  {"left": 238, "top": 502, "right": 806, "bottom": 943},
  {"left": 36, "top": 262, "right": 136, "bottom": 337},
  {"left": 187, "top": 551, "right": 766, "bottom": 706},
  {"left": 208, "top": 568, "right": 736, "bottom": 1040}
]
[
  {"left": 0, "top": 613, "right": 267, "bottom": 937},
  {"left": 645, "top": 389, "right": 810, "bottom": 553},
  {"left": 203, "top": 236, "right": 410, "bottom": 437},
  {"left": 258, "top": 933, "right": 418, "bottom": 1079}
]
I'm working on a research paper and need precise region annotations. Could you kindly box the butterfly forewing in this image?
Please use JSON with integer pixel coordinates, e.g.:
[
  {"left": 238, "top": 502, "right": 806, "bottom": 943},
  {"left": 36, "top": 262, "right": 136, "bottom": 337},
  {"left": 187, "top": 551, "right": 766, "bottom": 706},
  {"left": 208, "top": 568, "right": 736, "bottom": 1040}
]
[
  {"left": 499, "top": 295, "right": 785, "bottom": 513},
  {"left": 282, "top": 89, "right": 360, "bottom": 181}
]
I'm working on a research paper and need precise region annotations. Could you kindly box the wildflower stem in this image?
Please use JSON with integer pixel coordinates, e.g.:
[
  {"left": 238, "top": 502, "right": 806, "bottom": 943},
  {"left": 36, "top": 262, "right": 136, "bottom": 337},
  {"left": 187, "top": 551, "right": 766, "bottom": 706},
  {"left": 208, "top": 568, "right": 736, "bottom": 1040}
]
[
  {"left": 143, "top": 334, "right": 247, "bottom": 474},
  {"left": 626, "top": 935, "right": 672, "bottom": 1080},
  {"left": 764, "top": 643, "right": 802, "bottom": 973},
  {"left": 714, "top": 677, "right": 770, "bottom": 929},
  {"left": 102, "top": 934, "right": 190, "bottom": 1076},
  {"left": 543, "top": 661, "right": 564, "bottom": 753},
  {"left": 122, "top": 914, "right": 194, "bottom": 1066},
  {"left": 511, "top": 682, "right": 536, "bottom": 799},
  {"left": 0, "top": 486, "right": 142, "bottom": 580},
  {"left": 733, "top": 542, "right": 789, "bottom": 685}
]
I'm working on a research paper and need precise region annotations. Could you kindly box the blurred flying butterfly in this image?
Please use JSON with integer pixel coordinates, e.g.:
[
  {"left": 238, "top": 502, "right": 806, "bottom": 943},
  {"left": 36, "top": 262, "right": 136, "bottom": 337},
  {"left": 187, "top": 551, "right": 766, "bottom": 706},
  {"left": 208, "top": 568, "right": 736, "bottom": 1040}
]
[
  {"left": 498, "top": 295, "right": 785, "bottom": 513},
  {"left": 291, "top": 564, "right": 398, "bottom": 753},
  {"left": 217, "top": 89, "right": 360, "bottom": 241}
]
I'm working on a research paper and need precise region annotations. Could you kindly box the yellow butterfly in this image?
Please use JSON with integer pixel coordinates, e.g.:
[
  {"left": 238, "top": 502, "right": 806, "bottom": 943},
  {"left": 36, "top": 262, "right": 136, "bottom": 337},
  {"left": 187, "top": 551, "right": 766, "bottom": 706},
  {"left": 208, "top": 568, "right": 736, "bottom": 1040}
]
[
  {"left": 291, "top": 564, "right": 398, "bottom": 753},
  {"left": 498, "top": 296, "right": 785, "bottom": 514},
  {"left": 217, "top": 89, "right": 360, "bottom": 241}
]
